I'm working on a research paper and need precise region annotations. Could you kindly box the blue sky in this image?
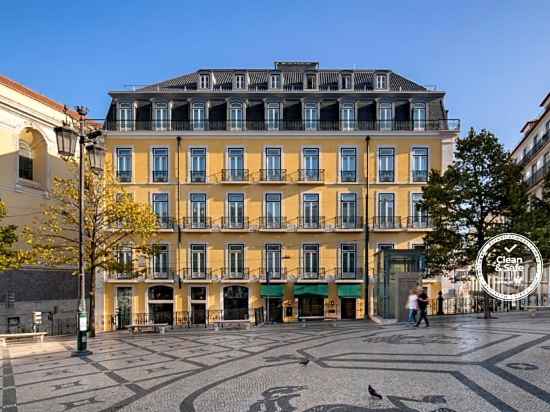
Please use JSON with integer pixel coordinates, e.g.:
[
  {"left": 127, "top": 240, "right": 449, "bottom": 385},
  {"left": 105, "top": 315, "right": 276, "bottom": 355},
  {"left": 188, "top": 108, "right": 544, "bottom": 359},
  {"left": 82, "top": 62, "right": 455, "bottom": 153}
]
[{"left": 2, "top": 0, "right": 549, "bottom": 149}]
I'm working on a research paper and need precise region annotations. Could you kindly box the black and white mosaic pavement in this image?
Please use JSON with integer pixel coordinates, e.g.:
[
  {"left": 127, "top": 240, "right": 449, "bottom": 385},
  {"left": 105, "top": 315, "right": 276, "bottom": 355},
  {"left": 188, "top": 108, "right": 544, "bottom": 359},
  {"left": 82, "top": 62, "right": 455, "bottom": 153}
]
[{"left": 2, "top": 313, "right": 550, "bottom": 411}]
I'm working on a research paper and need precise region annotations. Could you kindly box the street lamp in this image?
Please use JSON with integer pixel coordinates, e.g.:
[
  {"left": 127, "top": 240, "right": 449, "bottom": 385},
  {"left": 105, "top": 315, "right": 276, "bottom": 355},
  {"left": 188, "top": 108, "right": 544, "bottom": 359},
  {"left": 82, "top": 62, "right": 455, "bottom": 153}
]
[{"left": 55, "top": 106, "right": 103, "bottom": 356}]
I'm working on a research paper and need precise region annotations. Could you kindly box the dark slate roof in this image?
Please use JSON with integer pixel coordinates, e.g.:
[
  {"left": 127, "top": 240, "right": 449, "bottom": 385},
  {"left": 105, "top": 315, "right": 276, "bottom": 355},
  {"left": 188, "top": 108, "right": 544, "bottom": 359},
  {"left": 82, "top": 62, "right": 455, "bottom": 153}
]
[{"left": 138, "top": 67, "right": 427, "bottom": 92}]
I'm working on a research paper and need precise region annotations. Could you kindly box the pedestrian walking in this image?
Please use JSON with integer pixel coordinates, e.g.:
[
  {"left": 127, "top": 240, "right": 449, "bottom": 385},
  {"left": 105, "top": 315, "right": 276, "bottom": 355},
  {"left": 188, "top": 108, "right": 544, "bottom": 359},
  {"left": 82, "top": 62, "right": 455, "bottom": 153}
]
[
  {"left": 415, "top": 288, "right": 430, "bottom": 327},
  {"left": 406, "top": 289, "right": 418, "bottom": 323}
]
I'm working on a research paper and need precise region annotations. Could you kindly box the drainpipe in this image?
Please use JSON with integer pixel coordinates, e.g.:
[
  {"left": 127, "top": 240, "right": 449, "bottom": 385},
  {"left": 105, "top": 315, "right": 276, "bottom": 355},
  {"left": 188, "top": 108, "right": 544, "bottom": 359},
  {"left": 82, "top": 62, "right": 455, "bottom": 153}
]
[
  {"left": 364, "top": 136, "right": 371, "bottom": 319},
  {"left": 176, "top": 136, "right": 182, "bottom": 289}
]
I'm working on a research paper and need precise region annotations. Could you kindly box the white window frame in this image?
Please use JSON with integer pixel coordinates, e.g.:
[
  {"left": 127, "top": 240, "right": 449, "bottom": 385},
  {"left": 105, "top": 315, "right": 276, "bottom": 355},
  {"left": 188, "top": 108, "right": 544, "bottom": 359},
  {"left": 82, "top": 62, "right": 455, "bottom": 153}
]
[
  {"left": 199, "top": 74, "right": 210, "bottom": 89},
  {"left": 410, "top": 146, "right": 430, "bottom": 183},
  {"left": 412, "top": 102, "right": 427, "bottom": 131},
  {"left": 375, "top": 73, "right": 389, "bottom": 90},
  {"left": 153, "top": 102, "right": 170, "bottom": 131},
  {"left": 118, "top": 102, "right": 134, "bottom": 131},
  {"left": 188, "top": 146, "right": 208, "bottom": 183},
  {"left": 192, "top": 103, "right": 206, "bottom": 131},
  {"left": 377, "top": 146, "right": 396, "bottom": 183},
  {"left": 229, "top": 102, "right": 244, "bottom": 131},
  {"left": 150, "top": 146, "right": 169, "bottom": 183},
  {"left": 339, "top": 146, "right": 358, "bottom": 182},
  {"left": 115, "top": 146, "right": 134, "bottom": 183}
]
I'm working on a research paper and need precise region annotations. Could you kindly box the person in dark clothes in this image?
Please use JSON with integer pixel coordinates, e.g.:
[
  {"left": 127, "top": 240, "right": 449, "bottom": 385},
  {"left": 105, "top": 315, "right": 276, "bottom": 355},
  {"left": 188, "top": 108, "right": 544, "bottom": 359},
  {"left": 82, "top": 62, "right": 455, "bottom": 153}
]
[{"left": 415, "top": 289, "right": 430, "bottom": 327}]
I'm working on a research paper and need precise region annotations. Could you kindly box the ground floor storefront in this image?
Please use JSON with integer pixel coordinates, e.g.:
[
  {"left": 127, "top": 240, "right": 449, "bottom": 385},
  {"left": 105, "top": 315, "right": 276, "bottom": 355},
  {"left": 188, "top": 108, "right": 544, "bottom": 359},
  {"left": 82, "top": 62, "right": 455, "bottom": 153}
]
[{"left": 100, "top": 282, "right": 365, "bottom": 331}]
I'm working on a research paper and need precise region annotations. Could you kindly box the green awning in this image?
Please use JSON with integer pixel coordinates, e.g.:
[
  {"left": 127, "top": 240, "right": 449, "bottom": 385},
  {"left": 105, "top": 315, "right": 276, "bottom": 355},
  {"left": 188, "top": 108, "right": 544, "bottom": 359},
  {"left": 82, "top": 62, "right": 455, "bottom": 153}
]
[
  {"left": 260, "top": 284, "right": 284, "bottom": 297},
  {"left": 337, "top": 284, "right": 362, "bottom": 298},
  {"left": 294, "top": 284, "right": 328, "bottom": 296}
]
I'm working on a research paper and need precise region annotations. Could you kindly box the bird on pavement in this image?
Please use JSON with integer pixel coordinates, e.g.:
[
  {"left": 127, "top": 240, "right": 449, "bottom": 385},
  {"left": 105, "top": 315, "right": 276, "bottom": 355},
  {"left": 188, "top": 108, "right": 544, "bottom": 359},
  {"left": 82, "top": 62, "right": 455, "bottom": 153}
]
[
  {"left": 368, "top": 385, "right": 383, "bottom": 400},
  {"left": 299, "top": 359, "right": 310, "bottom": 366}
]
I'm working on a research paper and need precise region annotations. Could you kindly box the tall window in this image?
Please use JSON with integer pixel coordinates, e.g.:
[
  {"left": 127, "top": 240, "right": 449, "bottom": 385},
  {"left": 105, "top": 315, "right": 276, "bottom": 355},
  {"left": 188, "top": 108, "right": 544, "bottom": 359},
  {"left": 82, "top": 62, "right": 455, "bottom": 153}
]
[
  {"left": 227, "top": 148, "right": 245, "bottom": 181},
  {"left": 379, "top": 103, "right": 392, "bottom": 130},
  {"left": 304, "top": 103, "right": 318, "bottom": 131},
  {"left": 306, "top": 74, "right": 317, "bottom": 89},
  {"left": 412, "top": 147, "right": 428, "bottom": 182},
  {"left": 199, "top": 74, "right": 210, "bottom": 89},
  {"left": 302, "top": 193, "right": 320, "bottom": 228},
  {"left": 342, "top": 75, "right": 352, "bottom": 90},
  {"left": 116, "top": 148, "right": 132, "bottom": 182},
  {"left": 378, "top": 148, "right": 395, "bottom": 182},
  {"left": 341, "top": 103, "right": 355, "bottom": 131},
  {"left": 190, "top": 193, "right": 207, "bottom": 228},
  {"left": 341, "top": 147, "right": 357, "bottom": 182},
  {"left": 230, "top": 103, "right": 243, "bottom": 130},
  {"left": 303, "top": 244, "right": 319, "bottom": 278},
  {"left": 302, "top": 147, "right": 320, "bottom": 181},
  {"left": 376, "top": 74, "right": 388, "bottom": 90},
  {"left": 235, "top": 74, "right": 245, "bottom": 89},
  {"left": 264, "top": 147, "right": 282, "bottom": 181},
  {"left": 270, "top": 74, "right": 281, "bottom": 89},
  {"left": 227, "top": 244, "right": 245, "bottom": 277},
  {"left": 18, "top": 141, "right": 33, "bottom": 181},
  {"left": 192, "top": 103, "right": 205, "bottom": 130},
  {"left": 227, "top": 193, "right": 244, "bottom": 228},
  {"left": 153, "top": 102, "right": 169, "bottom": 131},
  {"left": 190, "top": 244, "right": 207, "bottom": 278},
  {"left": 341, "top": 244, "right": 357, "bottom": 277},
  {"left": 116, "top": 247, "right": 133, "bottom": 278},
  {"left": 190, "top": 147, "right": 206, "bottom": 182},
  {"left": 152, "top": 244, "right": 169, "bottom": 278},
  {"left": 265, "top": 193, "right": 282, "bottom": 228},
  {"left": 265, "top": 244, "right": 282, "bottom": 279},
  {"left": 152, "top": 148, "right": 168, "bottom": 182},
  {"left": 413, "top": 103, "right": 426, "bottom": 131},
  {"left": 411, "top": 193, "right": 428, "bottom": 228},
  {"left": 340, "top": 193, "right": 357, "bottom": 228},
  {"left": 378, "top": 193, "right": 395, "bottom": 228},
  {"left": 267, "top": 103, "right": 281, "bottom": 131},
  {"left": 119, "top": 102, "right": 133, "bottom": 131},
  {"left": 152, "top": 193, "right": 169, "bottom": 228}
]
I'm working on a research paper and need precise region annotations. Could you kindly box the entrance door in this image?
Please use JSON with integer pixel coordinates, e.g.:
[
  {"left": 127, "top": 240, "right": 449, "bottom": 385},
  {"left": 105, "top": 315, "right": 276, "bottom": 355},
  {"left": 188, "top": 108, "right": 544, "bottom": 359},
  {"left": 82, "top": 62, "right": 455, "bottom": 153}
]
[
  {"left": 191, "top": 303, "right": 206, "bottom": 325},
  {"left": 298, "top": 296, "right": 324, "bottom": 317},
  {"left": 341, "top": 298, "right": 357, "bottom": 320},
  {"left": 223, "top": 286, "right": 249, "bottom": 320},
  {"left": 266, "top": 297, "right": 283, "bottom": 323},
  {"left": 116, "top": 287, "right": 132, "bottom": 329},
  {"left": 149, "top": 303, "right": 173, "bottom": 325}
]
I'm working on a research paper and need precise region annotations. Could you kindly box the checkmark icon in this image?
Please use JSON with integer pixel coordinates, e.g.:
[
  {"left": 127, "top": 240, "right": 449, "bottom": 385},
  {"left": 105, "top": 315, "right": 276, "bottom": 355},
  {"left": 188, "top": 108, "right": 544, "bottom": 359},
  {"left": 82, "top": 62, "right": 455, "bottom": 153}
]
[{"left": 505, "top": 244, "right": 518, "bottom": 254}]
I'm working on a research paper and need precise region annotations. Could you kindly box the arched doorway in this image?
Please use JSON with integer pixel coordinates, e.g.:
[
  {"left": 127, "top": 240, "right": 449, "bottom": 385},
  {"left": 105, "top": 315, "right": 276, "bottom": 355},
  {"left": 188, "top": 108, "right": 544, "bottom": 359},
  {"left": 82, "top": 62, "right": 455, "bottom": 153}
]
[
  {"left": 148, "top": 285, "right": 174, "bottom": 325},
  {"left": 223, "top": 286, "right": 249, "bottom": 320}
]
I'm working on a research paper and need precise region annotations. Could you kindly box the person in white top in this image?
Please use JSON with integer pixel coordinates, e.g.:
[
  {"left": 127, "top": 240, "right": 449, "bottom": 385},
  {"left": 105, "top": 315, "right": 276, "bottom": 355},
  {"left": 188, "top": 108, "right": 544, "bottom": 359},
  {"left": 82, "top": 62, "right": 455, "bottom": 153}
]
[{"left": 406, "top": 289, "right": 418, "bottom": 323}]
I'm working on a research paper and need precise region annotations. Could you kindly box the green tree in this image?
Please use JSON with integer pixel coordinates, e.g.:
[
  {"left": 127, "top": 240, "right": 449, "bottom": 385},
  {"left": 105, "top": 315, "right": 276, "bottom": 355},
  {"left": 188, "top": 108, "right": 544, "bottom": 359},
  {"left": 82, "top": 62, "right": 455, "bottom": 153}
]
[
  {"left": 25, "top": 164, "right": 158, "bottom": 336},
  {"left": 421, "top": 128, "right": 528, "bottom": 318},
  {"left": 0, "top": 200, "right": 28, "bottom": 271}
]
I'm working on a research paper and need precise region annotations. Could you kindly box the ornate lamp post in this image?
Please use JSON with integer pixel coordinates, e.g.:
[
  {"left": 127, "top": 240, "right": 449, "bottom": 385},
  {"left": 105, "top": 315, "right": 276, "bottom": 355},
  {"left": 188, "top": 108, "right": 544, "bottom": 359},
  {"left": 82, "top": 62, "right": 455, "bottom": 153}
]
[{"left": 54, "top": 106, "right": 103, "bottom": 356}]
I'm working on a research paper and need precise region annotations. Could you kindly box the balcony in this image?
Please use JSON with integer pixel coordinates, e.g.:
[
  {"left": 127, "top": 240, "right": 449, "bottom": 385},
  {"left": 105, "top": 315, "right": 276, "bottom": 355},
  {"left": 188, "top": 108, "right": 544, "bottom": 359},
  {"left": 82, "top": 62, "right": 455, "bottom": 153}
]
[
  {"left": 155, "top": 216, "right": 177, "bottom": 230},
  {"left": 340, "top": 170, "right": 357, "bottom": 182},
  {"left": 525, "top": 162, "right": 549, "bottom": 189},
  {"left": 104, "top": 119, "right": 460, "bottom": 133},
  {"left": 412, "top": 170, "right": 428, "bottom": 183},
  {"left": 520, "top": 131, "right": 550, "bottom": 166},
  {"left": 260, "top": 169, "right": 287, "bottom": 182},
  {"left": 334, "top": 216, "right": 364, "bottom": 230},
  {"left": 371, "top": 216, "right": 402, "bottom": 230},
  {"left": 105, "top": 267, "right": 143, "bottom": 282},
  {"left": 298, "top": 169, "right": 325, "bottom": 183},
  {"left": 296, "top": 267, "right": 326, "bottom": 281},
  {"left": 378, "top": 170, "right": 395, "bottom": 183},
  {"left": 189, "top": 170, "right": 207, "bottom": 183},
  {"left": 258, "top": 216, "right": 288, "bottom": 230},
  {"left": 181, "top": 217, "right": 212, "bottom": 230},
  {"left": 152, "top": 170, "right": 168, "bottom": 183},
  {"left": 407, "top": 216, "right": 432, "bottom": 229},
  {"left": 182, "top": 268, "right": 213, "bottom": 281},
  {"left": 334, "top": 267, "right": 364, "bottom": 281},
  {"left": 145, "top": 267, "right": 178, "bottom": 282},
  {"left": 257, "top": 268, "right": 288, "bottom": 282},
  {"left": 221, "top": 216, "right": 250, "bottom": 230},
  {"left": 296, "top": 216, "right": 326, "bottom": 231},
  {"left": 116, "top": 170, "right": 132, "bottom": 183},
  {"left": 222, "top": 169, "right": 249, "bottom": 183},
  {"left": 221, "top": 267, "right": 250, "bottom": 281}
]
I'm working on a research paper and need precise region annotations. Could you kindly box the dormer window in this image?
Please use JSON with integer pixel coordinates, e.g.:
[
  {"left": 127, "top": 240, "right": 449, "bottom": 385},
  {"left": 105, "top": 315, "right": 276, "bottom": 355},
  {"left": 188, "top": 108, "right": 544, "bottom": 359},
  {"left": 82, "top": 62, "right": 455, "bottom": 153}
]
[
  {"left": 235, "top": 74, "right": 245, "bottom": 89},
  {"left": 305, "top": 73, "right": 317, "bottom": 90},
  {"left": 375, "top": 73, "right": 388, "bottom": 90},
  {"left": 270, "top": 74, "right": 281, "bottom": 89},
  {"left": 342, "top": 74, "right": 352, "bottom": 90},
  {"left": 199, "top": 74, "right": 210, "bottom": 89}
]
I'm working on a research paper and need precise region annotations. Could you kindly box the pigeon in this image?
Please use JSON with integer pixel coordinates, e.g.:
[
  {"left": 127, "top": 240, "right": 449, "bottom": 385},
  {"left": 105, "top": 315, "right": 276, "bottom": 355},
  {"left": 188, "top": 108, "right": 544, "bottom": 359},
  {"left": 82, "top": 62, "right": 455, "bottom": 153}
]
[
  {"left": 299, "top": 359, "right": 310, "bottom": 366},
  {"left": 368, "top": 385, "right": 383, "bottom": 400}
]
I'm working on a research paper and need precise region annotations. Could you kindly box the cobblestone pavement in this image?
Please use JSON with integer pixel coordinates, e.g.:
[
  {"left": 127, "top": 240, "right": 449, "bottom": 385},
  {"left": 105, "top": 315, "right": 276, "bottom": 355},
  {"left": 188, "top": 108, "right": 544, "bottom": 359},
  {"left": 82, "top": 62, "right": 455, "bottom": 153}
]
[{"left": 2, "top": 313, "right": 550, "bottom": 412}]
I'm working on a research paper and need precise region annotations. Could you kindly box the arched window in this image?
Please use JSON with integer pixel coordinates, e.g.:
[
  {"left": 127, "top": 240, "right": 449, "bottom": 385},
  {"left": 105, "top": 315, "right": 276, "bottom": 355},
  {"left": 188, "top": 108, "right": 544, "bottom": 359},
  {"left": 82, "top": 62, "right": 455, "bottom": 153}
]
[
  {"left": 18, "top": 140, "right": 33, "bottom": 180},
  {"left": 148, "top": 285, "right": 173, "bottom": 301}
]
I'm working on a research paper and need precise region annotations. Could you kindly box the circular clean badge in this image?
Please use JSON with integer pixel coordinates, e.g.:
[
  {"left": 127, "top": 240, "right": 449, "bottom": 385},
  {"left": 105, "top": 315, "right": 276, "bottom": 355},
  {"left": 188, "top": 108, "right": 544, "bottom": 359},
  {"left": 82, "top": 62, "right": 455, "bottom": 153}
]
[{"left": 475, "top": 233, "right": 543, "bottom": 301}]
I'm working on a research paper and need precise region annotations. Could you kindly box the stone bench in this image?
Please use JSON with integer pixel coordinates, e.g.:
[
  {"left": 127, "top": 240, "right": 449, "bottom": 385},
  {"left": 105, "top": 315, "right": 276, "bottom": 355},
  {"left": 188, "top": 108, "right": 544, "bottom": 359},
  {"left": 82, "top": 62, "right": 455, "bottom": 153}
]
[
  {"left": 127, "top": 323, "right": 169, "bottom": 335},
  {"left": 526, "top": 306, "right": 550, "bottom": 318},
  {"left": 215, "top": 319, "right": 251, "bottom": 330},
  {"left": 0, "top": 332, "right": 47, "bottom": 346}
]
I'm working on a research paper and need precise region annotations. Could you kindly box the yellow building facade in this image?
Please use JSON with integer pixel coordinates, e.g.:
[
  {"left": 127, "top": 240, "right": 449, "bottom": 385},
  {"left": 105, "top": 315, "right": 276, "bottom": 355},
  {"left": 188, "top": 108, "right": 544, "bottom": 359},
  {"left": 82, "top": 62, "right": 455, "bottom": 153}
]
[{"left": 100, "top": 62, "right": 458, "bottom": 329}]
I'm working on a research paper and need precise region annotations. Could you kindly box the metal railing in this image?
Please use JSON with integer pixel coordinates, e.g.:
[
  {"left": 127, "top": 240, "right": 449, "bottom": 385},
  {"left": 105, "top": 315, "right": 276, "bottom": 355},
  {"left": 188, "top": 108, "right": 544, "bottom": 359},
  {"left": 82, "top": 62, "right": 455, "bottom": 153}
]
[
  {"left": 182, "top": 268, "right": 213, "bottom": 280},
  {"left": 222, "top": 169, "right": 249, "bottom": 182},
  {"left": 407, "top": 215, "right": 432, "bottom": 229},
  {"left": 258, "top": 216, "right": 288, "bottom": 229},
  {"left": 104, "top": 119, "right": 460, "bottom": 132},
  {"left": 334, "top": 267, "right": 364, "bottom": 280},
  {"left": 152, "top": 170, "right": 168, "bottom": 182},
  {"left": 145, "top": 267, "right": 178, "bottom": 280},
  {"left": 155, "top": 216, "right": 177, "bottom": 229},
  {"left": 372, "top": 216, "right": 402, "bottom": 229},
  {"left": 189, "top": 170, "right": 207, "bottom": 183},
  {"left": 298, "top": 168, "right": 325, "bottom": 182},
  {"left": 181, "top": 216, "right": 212, "bottom": 229},
  {"left": 334, "top": 216, "right": 364, "bottom": 229},
  {"left": 340, "top": 170, "right": 357, "bottom": 182},
  {"left": 412, "top": 170, "right": 428, "bottom": 182},
  {"left": 105, "top": 268, "right": 144, "bottom": 281},
  {"left": 221, "top": 267, "right": 250, "bottom": 280},
  {"left": 221, "top": 216, "right": 250, "bottom": 229},
  {"left": 296, "top": 216, "right": 326, "bottom": 229},
  {"left": 378, "top": 170, "right": 395, "bottom": 182},
  {"left": 260, "top": 168, "right": 287, "bottom": 182},
  {"left": 296, "top": 267, "right": 326, "bottom": 280},
  {"left": 525, "top": 162, "right": 549, "bottom": 189},
  {"left": 257, "top": 268, "right": 288, "bottom": 281},
  {"left": 116, "top": 170, "right": 132, "bottom": 182},
  {"left": 520, "top": 131, "right": 550, "bottom": 166}
]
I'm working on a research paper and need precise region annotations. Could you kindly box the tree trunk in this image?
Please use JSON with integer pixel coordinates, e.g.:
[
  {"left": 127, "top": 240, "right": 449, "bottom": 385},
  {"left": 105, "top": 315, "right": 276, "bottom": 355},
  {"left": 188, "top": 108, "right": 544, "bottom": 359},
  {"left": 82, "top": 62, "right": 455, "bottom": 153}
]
[
  {"left": 89, "top": 267, "right": 96, "bottom": 337},
  {"left": 483, "top": 290, "right": 490, "bottom": 319}
]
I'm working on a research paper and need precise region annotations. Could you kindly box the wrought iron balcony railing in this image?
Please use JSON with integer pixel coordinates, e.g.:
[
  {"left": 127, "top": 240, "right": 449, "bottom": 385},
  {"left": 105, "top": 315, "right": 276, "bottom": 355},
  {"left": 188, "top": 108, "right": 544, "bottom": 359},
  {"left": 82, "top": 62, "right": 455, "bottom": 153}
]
[
  {"left": 104, "top": 119, "right": 460, "bottom": 133},
  {"left": 105, "top": 266, "right": 143, "bottom": 281},
  {"left": 152, "top": 170, "right": 168, "bottom": 182},
  {"left": 189, "top": 170, "right": 207, "bottom": 183},
  {"left": 182, "top": 268, "right": 213, "bottom": 280},
  {"left": 525, "top": 162, "right": 550, "bottom": 189},
  {"left": 221, "top": 216, "right": 250, "bottom": 230},
  {"left": 297, "top": 216, "right": 325, "bottom": 230},
  {"left": 412, "top": 170, "right": 428, "bottom": 182},
  {"left": 221, "top": 267, "right": 250, "bottom": 280},
  {"left": 222, "top": 169, "right": 249, "bottom": 182},
  {"left": 257, "top": 268, "right": 287, "bottom": 281},
  {"left": 340, "top": 170, "right": 357, "bottom": 182},
  {"left": 378, "top": 170, "right": 395, "bottom": 182},
  {"left": 372, "top": 216, "right": 402, "bottom": 229},
  {"left": 258, "top": 216, "right": 288, "bottom": 229},
  {"left": 145, "top": 267, "right": 178, "bottom": 280},
  {"left": 181, "top": 216, "right": 212, "bottom": 230},
  {"left": 116, "top": 170, "right": 132, "bottom": 182},
  {"left": 334, "top": 267, "right": 364, "bottom": 280},
  {"left": 298, "top": 168, "right": 325, "bottom": 182},
  {"left": 155, "top": 216, "right": 177, "bottom": 229},
  {"left": 334, "top": 216, "right": 364, "bottom": 229},
  {"left": 520, "top": 131, "right": 550, "bottom": 166},
  {"left": 296, "top": 267, "right": 326, "bottom": 280},
  {"left": 260, "top": 168, "right": 287, "bottom": 182},
  {"left": 407, "top": 215, "right": 432, "bottom": 229}
]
